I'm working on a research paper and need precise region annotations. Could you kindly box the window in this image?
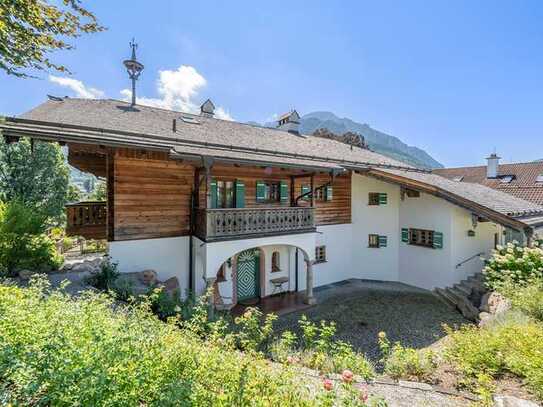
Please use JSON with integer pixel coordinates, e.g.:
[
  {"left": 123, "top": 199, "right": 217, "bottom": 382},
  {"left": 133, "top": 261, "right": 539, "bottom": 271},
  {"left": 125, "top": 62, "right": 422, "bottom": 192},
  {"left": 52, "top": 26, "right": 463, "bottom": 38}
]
[
  {"left": 368, "top": 234, "right": 380, "bottom": 248},
  {"left": 216, "top": 180, "right": 235, "bottom": 208},
  {"left": 315, "top": 246, "right": 326, "bottom": 263},
  {"left": 409, "top": 228, "right": 434, "bottom": 248},
  {"left": 499, "top": 175, "right": 515, "bottom": 183},
  {"left": 368, "top": 234, "right": 387, "bottom": 248},
  {"left": 314, "top": 185, "right": 333, "bottom": 201},
  {"left": 405, "top": 188, "right": 420, "bottom": 198},
  {"left": 271, "top": 251, "right": 281, "bottom": 272},
  {"left": 369, "top": 192, "right": 387, "bottom": 205},
  {"left": 257, "top": 181, "right": 288, "bottom": 203}
]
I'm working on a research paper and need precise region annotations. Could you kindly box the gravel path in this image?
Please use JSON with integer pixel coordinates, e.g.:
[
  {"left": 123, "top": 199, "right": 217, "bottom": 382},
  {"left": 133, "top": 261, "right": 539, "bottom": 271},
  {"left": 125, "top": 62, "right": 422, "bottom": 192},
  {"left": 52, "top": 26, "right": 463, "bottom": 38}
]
[{"left": 276, "top": 279, "right": 470, "bottom": 364}]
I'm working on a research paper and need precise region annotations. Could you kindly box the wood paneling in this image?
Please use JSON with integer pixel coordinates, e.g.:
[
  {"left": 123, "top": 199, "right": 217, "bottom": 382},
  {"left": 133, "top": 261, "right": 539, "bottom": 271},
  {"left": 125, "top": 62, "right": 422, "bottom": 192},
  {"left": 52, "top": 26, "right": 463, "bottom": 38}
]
[
  {"left": 113, "top": 148, "right": 194, "bottom": 241},
  {"left": 68, "top": 143, "right": 107, "bottom": 177}
]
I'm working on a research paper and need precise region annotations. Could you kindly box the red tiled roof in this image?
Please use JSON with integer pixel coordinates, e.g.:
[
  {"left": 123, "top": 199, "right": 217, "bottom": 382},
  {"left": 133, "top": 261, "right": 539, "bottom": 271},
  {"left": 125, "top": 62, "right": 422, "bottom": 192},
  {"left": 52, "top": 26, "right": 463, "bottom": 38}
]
[{"left": 434, "top": 162, "right": 543, "bottom": 206}]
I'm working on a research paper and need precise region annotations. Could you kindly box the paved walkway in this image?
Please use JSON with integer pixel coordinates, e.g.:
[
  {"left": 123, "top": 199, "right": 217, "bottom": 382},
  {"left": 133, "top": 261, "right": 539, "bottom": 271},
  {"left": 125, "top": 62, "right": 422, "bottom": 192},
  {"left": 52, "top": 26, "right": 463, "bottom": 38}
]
[{"left": 276, "top": 279, "right": 470, "bottom": 363}]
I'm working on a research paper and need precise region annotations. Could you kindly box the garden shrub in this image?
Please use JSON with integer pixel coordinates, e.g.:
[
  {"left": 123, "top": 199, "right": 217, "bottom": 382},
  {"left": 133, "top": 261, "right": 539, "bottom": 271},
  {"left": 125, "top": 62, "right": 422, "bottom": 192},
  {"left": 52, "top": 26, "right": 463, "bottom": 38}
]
[
  {"left": 377, "top": 332, "right": 436, "bottom": 381},
  {"left": 86, "top": 256, "right": 119, "bottom": 291},
  {"left": 498, "top": 278, "right": 543, "bottom": 322},
  {"left": 234, "top": 307, "right": 277, "bottom": 353},
  {"left": 0, "top": 200, "right": 63, "bottom": 275},
  {"left": 483, "top": 242, "right": 543, "bottom": 291},
  {"left": 444, "top": 312, "right": 543, "bottom": 400},
  {"left": 0, "top": 278, "right": 373, "bottom": 406}
]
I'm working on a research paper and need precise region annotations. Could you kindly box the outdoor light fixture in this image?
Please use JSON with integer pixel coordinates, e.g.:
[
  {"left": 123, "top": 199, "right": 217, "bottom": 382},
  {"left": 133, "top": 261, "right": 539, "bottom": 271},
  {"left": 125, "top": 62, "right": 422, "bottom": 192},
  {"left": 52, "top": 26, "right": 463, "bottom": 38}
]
[{"left": 123, "top": 39, "right": 144, "bottom": 106}]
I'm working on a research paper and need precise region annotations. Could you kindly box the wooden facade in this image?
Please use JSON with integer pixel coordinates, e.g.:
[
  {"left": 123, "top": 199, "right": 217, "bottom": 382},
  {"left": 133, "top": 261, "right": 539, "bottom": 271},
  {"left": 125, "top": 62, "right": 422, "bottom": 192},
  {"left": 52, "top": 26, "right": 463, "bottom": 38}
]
[{"left": 66, "top": 146, "right": 352, "bottom": 242}]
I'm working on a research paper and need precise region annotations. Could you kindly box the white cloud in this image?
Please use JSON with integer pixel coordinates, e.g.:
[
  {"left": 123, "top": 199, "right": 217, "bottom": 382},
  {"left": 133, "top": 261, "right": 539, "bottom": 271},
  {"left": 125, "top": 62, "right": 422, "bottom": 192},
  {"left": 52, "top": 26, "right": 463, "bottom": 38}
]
[
  {"left": 121, "top": 65, "right": 233, "bottom": 120},
  {"left": 49, "top": 65, "right": 233, "bottom": 120},
  {"left": 48, "top": 75, "right": 105, "bottom": 99}
]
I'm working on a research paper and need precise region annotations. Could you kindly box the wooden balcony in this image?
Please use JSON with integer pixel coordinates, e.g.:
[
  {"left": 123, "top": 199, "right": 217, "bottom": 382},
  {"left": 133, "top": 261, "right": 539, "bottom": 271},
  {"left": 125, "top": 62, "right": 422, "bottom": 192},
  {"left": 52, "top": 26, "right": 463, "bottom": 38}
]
[
  {"left": 66, "top": 201, "right": 107, "bottom": 240},
  {"left": 194, "top": 207, "right": 315, "bottom": 241}
]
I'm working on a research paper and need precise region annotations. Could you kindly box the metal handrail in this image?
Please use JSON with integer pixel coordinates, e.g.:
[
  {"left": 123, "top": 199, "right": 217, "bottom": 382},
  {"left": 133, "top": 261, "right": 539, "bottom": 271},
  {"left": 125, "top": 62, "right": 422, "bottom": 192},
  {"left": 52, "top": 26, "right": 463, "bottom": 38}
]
[{"left": 455, "top": 252, "right": 485, "bottom": 269}]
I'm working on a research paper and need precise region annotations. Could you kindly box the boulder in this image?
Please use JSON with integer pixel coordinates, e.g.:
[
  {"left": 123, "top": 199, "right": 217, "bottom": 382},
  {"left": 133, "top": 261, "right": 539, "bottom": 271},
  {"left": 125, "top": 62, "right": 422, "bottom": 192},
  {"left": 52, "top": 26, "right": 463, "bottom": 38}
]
[
  {"left": 114, "top": 272, "right": 150, "bottom": 296},
  {"left": 18, "top": 269, "right": 37, "bottom": 280},
  {"left": 494, "top": 395, "right": 540, "bottom": 407},
  {"left": 140, "top": 269, "right": 158, "bottom": 286},
  {"left": 70, "top": 262, "right": 97, "bottom": 274},
  {"left": 478, "top": 311, "right": 493, "bottom": 327},
  {"left": 480, "top": 292, "right": 511, "bottom": 315}
]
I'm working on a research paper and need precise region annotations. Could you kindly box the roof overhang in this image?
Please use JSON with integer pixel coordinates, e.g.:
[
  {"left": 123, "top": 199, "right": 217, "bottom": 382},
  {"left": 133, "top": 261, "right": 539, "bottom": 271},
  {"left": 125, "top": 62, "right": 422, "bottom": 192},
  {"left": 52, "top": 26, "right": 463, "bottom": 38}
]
[{"left": 363, "top": 168, "right": 533, "bottom": 232}]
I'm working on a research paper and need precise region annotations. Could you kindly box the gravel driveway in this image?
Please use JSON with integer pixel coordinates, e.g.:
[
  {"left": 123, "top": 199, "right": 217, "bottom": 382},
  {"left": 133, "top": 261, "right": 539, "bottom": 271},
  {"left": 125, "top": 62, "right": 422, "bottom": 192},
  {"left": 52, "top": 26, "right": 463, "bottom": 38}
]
[{"left": 275, "top": 279, "right": 470, "bottom": 364}]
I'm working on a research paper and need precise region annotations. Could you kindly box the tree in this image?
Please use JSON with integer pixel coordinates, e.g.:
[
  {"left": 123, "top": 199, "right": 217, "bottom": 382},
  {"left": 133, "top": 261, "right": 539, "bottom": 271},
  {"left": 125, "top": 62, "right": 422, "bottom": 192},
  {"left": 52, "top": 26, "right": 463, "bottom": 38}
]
[
  {"left": 67, "top": 183, "right": 82, "bottom": 202},
  {"left": 89, "top": 181, "right": 106, "bottom": 201},
  {"left": 0, "top": 0, "right": 104, "bottom": 78},
  {"left": 0, "top": 137, "right": 69, "bottom": 223}
]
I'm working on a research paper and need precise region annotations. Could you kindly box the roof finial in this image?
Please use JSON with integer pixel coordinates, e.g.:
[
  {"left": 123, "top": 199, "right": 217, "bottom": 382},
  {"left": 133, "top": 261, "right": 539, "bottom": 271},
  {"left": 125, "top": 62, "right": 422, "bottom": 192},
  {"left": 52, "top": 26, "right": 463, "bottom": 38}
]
[{"left": 123, "top": 39, "right": 144, "bottom": 106}]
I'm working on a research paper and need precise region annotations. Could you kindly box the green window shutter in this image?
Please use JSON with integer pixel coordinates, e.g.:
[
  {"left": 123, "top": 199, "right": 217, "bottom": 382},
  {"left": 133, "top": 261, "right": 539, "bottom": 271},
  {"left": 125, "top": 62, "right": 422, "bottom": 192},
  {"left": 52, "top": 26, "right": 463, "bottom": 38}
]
[
  {"left": 433, "top": 232, "right": 443, "bottom": 249},
  {"left": 301, "top": 184, "right": 310, "bottom": 200},
  {"left": 280, "top": 181, "right": 289, "bottom": 203},
  {"left": 379, "top": 235, "right": 388, "bottom": 248},
  {"left": 256, "top": 181, "right": 266, "bottom": 202},
  {"left": 210, "top": 179, "right": 218, "bottom": 209},
  {"left": 401, "top": 228, "right": 409, "bottom": 243},
  {"left": 379, "top": 193, "right": 388, "bottom": 205},
  {"left": 325, "top": 185, "right": 333, "bottom": 201},
  {"left": 235, "top": 180, "right": 245, "bottom": 208}
]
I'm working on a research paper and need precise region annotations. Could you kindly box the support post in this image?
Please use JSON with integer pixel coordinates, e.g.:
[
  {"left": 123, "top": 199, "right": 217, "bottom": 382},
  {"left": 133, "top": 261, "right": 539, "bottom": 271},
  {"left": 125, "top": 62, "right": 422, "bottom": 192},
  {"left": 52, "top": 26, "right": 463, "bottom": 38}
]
[
  {"left": 290, "top": 175, "right": 296, "bottom": 207},
  {"left": 304, "top": 258, "right": 316, "bottom": 305},
  {"left": 310, "top": 174, "right": 316, "bottom": 208},
  {"left": 106, "top": 148, "right": 115, "bottom": 242}
]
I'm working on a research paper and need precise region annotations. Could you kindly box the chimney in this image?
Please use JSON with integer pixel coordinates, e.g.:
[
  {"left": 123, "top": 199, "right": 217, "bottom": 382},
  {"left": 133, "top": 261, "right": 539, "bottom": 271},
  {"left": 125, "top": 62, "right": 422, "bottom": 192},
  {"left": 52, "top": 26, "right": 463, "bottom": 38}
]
[
  {"left": 486, "top": 152, "right": 501, "bottom": 178},
  {"left": 200, "top": 99, "right": 215, "bottom": 118},
  {"left": 277, "top": 110, "right": 300, "bottom": 134}
]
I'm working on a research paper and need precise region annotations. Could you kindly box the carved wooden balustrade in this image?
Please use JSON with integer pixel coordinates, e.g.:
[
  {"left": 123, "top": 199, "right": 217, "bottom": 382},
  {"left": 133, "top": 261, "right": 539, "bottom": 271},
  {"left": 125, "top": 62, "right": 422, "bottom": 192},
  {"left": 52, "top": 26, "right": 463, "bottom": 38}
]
[
  {"left": 65, "top": 201, "right": 107, "bottom": 240},
  {"left": 195, "top": 207, "right": 315, "bottom": 241}
]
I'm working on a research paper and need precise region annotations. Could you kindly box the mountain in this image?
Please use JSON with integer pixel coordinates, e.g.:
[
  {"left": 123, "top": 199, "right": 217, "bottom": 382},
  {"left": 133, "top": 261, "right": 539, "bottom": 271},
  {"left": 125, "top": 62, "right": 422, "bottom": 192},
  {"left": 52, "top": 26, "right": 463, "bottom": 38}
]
[{"left": 299, "top": 112, "right": 443, "bottom": 169}]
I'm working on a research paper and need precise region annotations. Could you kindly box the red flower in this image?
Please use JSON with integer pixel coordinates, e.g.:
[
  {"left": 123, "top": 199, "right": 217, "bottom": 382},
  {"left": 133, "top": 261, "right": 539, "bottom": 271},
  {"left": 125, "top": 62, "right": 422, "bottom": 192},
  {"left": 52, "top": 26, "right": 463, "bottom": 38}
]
[
  {"left": 323, "top": 378, "right": 334, "bottom": 391},
  {"left": 341, "top": 369, "right": 354, "bottom": 383}
]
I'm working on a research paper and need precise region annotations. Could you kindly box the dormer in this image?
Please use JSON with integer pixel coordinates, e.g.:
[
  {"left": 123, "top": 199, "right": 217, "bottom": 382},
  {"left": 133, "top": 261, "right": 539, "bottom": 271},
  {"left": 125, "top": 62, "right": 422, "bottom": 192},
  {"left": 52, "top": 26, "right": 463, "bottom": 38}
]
[
  {"left": 277, "top": 110, "right": 300, "bottom": 134},
  {"left": 200, "top": 99, "right": 215, "bottom": 118}
]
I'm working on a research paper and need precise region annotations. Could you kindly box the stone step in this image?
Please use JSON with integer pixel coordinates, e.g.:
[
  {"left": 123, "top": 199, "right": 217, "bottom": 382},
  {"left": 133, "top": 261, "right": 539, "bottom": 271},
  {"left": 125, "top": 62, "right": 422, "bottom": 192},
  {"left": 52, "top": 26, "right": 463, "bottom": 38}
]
[
  {"left": 445, "top": 287, "right": 480, "bottom": 321},
  {"left": 433, "top": 287, "right": 457, "bottom": 309},
  {"left": 454, "top": 282, "right": 472, "bottom": 296}
]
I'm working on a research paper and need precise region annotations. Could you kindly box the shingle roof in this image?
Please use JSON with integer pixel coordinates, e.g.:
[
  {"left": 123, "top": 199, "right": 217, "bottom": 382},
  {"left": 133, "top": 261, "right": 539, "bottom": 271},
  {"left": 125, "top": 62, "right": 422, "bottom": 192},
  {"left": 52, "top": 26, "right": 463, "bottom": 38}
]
[
  {"left": 370, "top": 168, "right": 543, "bottom": 218},
  {"left": 434, "top": 162, "right": 543, "bottom": 206},
  {"left": 3, "top": 97, "right": 543, "bottom": 227},
  {"left": 19, "top": 98, "right": 412, "bottom": 171}
]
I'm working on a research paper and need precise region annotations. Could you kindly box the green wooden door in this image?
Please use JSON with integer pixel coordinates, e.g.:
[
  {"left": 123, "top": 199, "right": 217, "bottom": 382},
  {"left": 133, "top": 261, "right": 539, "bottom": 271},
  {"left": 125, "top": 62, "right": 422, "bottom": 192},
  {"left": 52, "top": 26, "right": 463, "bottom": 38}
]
[{"left": 236, "top": 249, "right": 260, "bottom": 302}]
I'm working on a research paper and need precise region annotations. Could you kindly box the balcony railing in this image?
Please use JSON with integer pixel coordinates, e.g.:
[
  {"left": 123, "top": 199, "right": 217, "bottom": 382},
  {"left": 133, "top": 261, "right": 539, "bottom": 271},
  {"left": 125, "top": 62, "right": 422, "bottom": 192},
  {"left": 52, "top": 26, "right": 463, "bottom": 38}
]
[
  {"left": 66, "top": 201, "right": 107, "bottom": 240},
  {"left": 195, "top": 207, "right": 315, "bottom": 241}
]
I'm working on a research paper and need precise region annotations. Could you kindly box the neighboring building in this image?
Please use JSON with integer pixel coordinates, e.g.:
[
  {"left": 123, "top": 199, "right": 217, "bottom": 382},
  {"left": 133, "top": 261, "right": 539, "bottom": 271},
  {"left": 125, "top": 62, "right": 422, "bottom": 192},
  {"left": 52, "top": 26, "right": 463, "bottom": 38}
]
[
  {"left": 434, "top": 154, "right": 543, "bottom": 206},
  {"left": 2, "top": 97, "right": 543, "bottom": 311},
  {"left": 434, "top": 154, "right": 543, "bottom": 242}
]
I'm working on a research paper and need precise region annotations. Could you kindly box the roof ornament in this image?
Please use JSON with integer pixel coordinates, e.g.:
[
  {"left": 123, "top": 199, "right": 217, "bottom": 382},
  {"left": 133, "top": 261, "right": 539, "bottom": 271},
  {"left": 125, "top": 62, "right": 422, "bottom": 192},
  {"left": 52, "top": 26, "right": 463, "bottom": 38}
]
[{"left": 123, "top": 39, "right": 144, "bottom": 106}]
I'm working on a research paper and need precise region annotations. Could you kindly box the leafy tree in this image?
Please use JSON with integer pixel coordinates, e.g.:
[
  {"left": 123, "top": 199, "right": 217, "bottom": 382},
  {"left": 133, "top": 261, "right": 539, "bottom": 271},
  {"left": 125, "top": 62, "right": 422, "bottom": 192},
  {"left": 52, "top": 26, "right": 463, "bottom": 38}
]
[
  {"left": 0, "top": 0, "right": 105, "bottom": 78},
  {"left": 67, "top": 183, "right": 82, "bottom": 202},
  {"left": 89, "top": 180, "right": 106, "bottom": 201},
  {"left": 0, "top": 137, "right": 69, "bottom": 222}
]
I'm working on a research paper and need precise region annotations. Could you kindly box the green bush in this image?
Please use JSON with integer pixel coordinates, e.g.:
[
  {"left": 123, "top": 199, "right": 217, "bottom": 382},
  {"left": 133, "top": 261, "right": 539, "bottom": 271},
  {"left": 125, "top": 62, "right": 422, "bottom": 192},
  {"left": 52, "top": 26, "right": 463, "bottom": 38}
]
[
  {"left": 444, "top": 312, "right": 543, "bottom": 400},
  {"left": 0, "top": 200, "right": 63, "bottom": 275},
  {"left": 483, "top": 242, "right": 543, "bottom": 291},
  {"left": 0, "top": 279, "right": 370, "bottom": 406},
  {"left": 499, "top": 278, "right": 543, "bottom": 322},
  {"left": 86, "top": 256, "right": 119, "bottom": 291},
  {"left": 377, "top": 332, "right": 436, "bottom": 381}
]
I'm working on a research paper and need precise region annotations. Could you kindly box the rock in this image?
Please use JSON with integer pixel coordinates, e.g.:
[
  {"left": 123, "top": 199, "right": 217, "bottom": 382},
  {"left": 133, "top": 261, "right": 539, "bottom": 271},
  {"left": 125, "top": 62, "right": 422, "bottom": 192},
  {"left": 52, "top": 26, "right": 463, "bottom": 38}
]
[
  {"left": 71, "top": 262, "right": 96, "bottom": 274},
  {"left": 161, "top": 277, "right": 180, "bottom": 296},
  {"left": 494, "top": 395, "right": 540, "bottom": 407},
  {"left": 480, "top": 292, "right": 511, "bottom": 315},
  {"left": 115, "top": 272, "right": 149, "bottom": 296},
  {"left": 18, "top": 269, "right": 37, "bottom": 280},
  {"left": 478, "top": 311, "right": 493, "bottom": 327},
  {"left": 398, "top": 380, "right": 433, "bottom": 391},
  {"left": 140, "top": 269, "right": 158, "bottom": 286}
]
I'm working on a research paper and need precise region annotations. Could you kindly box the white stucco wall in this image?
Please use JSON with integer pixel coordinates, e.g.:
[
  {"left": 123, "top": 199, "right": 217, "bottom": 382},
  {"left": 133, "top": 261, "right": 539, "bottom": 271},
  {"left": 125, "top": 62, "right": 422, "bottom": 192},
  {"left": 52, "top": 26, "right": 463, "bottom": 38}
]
[
  {"left": 261, "top": 245, "right": 293, "bottom": 296},
  {"left": 109, "top": 236, "right": 190, "bottom": 295},
  {"left": 351, "top": 174, "right": 401, "bottom": 281}
]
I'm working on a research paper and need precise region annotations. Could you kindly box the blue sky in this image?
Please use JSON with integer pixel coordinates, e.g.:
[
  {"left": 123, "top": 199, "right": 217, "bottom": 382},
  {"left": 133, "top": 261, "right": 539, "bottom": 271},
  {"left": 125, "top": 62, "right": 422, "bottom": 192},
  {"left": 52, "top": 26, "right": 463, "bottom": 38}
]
[{"left": 1, "top": 0, "right": 542, "bottom": 167}]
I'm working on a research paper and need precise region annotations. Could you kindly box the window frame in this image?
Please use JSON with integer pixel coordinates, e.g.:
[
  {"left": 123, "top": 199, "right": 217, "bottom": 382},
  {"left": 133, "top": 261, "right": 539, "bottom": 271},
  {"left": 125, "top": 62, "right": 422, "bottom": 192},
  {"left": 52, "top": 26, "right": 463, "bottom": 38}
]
[
  {"left": 368, "top": 192, "right": 380, "bottom": 206},
  {"left": 215, "top": 179, "right": 236, "bottom": 209},
  {"left": 315, "top": 245, "right": 327, "bottom": 264},
  {"left": 408, "top": 228, "right": 435, "bottom": 248},
  {"left": 260, "top": 181, "right": 281, "bottom": 203},
  {"left": 368, "top": 234, "right": 380, "bottom": 248}
]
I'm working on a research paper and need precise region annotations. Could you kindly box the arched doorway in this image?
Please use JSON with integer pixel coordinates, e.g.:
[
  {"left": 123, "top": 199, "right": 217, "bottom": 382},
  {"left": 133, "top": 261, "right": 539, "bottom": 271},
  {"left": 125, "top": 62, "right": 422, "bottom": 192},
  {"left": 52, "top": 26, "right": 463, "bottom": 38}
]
[{"left": 236, "top": 248, "right": 261, "bottom": 304}]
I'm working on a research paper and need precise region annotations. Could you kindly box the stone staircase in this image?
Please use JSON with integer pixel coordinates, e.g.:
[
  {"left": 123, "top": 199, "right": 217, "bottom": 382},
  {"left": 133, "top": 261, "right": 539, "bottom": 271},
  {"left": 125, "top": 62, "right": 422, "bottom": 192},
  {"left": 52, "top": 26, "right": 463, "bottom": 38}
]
[{"left": 433, "top": 273, "right": 487, "bottom": 321}]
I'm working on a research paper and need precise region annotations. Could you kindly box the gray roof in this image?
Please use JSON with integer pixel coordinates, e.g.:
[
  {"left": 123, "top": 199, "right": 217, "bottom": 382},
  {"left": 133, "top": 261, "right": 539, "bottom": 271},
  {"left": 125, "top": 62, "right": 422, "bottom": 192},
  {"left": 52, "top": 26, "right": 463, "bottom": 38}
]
[
  {"left": 372, "top": 168, "right": 543, "bottom": 218},
  {"left": 20, "top": 98, "right": 413, "bottom": 171},
  {"left": 3, "top": 97, "right": 542, "bottom": 226}
]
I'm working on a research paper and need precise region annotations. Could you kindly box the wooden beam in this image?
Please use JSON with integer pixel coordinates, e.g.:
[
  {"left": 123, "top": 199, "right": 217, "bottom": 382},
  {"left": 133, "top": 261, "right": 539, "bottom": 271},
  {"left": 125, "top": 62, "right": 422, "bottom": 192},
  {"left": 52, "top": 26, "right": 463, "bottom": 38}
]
[
  {"left": 106, "top": 148, "right": 115, "bottom": 242},
  {"left": 310, "top": 174, "right": 316, "bottom": 208}
]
